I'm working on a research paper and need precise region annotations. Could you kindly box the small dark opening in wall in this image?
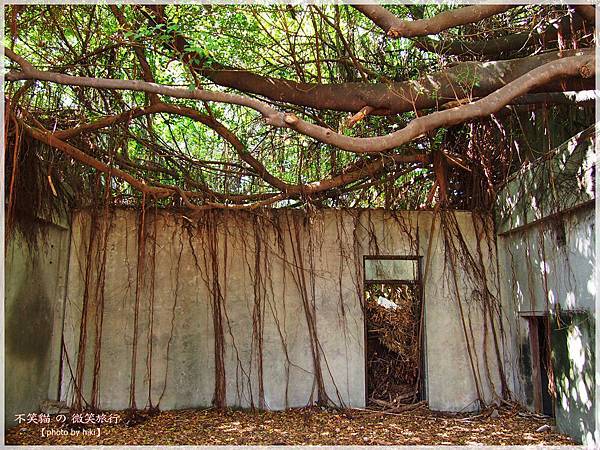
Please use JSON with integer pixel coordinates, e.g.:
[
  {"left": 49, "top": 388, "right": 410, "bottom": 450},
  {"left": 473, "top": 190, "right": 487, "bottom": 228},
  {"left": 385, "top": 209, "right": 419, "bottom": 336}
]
[
  {"left": 526, "top": 316, "right": 555, "bottom": 417},
  {"left": 537, "top": 318, "right": 554, "bottom": 416}
]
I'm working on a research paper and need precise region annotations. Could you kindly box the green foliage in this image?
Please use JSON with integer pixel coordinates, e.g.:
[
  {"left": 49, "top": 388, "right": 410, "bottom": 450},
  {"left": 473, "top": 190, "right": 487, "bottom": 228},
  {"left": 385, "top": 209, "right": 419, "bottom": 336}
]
[
  {"left": 455, "top": 66, "right": 480, "bottom": 90},
  {"left": 4, "top": 4, "right": 592, "bottom": 210}
]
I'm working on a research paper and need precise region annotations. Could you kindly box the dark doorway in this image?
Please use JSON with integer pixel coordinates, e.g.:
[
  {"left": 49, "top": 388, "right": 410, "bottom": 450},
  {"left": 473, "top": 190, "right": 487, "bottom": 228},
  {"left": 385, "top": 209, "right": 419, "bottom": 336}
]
[
  {"left": 364, "top": 256, "right": 423, "bottom": 408},
  {"left": 527, "top": 316, "right": 555, "bottom": 417}
]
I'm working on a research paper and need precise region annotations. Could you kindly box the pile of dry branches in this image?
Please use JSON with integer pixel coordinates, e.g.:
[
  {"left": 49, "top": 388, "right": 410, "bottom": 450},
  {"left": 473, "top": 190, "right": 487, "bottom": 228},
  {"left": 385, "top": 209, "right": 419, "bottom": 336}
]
[{"left": 366, "top": 284, "right": 421, "bottom": 406}]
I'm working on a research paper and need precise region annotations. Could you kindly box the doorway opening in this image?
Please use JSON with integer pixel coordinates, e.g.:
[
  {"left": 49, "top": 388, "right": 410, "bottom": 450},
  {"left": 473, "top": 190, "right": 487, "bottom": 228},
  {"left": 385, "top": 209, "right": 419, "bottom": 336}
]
[
  {"left": 364, "top": 256, "right": 423, "bottom": 409},
  {"left": 527, "top": 315, "right": 555, "bottom": 417}
]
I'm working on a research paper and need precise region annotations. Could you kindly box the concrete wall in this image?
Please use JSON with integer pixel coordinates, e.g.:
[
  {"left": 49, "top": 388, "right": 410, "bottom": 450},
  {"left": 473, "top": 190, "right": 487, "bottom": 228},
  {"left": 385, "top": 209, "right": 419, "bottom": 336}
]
[
  {"left": 496, "top": 126, "right": 596, "bottom": 445},
  {"left": 5, "top": 223, "right": 71, "bottom": 427},
  {"left": 57, "top": 208, "right": 504, "bottom": 414}
]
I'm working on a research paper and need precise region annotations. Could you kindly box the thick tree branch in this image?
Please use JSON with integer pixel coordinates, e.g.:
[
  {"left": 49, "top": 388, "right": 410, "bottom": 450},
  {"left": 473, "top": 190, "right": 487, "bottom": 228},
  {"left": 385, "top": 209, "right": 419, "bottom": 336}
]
[
  {"left": 573, "top": 5, "right": 595, "bottom": 24},
  {"left": 415, "top": 32, "right": 534, "bottom": 56},
  {"left": 143, "top": 7, "right": 594, "bottom": 114},
  {"left": 20, "top": 115, "right": 428, "bottom": 208},
  {"left": 353, "top": 4, "right": 514, "bottom": 38},
  {"left": 280, "top": 52, "right": 594, "bottom": 152},
  {"left": 21, "top": 121, "right": 173, "bottom": 198},
  {"left": 413, "top": 14, "right": 579, "bottom": 56},
  {"left": 169, "top": 52, "right": 595, "bottom": 115},
  {"left": 6, "top": 48, "right": 593, "bottom": 155}
]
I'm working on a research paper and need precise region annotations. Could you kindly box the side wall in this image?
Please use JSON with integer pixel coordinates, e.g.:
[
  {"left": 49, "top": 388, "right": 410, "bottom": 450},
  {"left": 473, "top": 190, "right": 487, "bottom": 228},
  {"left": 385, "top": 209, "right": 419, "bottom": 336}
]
[
  {"left": 57, "top": 209, "right": 504, "bottom": 413},
  {"left": 496, "top": 126, "right": 596, "bottom": 445},
  {"left": 5, "top": 224, "right": 70, "bottom": 427}
]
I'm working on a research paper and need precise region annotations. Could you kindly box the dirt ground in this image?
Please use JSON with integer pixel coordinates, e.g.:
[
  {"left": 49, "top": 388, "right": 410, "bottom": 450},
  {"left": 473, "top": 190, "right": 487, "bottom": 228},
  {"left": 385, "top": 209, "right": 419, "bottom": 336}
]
[{"left": 6, "top": 404, "right": 576, "bottom": 446}]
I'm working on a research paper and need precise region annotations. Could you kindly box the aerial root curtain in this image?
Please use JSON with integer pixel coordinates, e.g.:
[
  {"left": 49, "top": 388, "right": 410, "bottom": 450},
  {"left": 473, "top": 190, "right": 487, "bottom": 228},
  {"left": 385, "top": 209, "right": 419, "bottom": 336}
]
[{"left": 51, "top": 208, "right": 508, "bottom": 412}]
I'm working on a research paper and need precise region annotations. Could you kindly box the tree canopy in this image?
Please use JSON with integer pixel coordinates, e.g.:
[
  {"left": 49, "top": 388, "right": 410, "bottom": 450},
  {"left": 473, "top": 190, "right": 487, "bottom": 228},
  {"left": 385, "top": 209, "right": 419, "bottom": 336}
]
[{"left": 4, "top": 4, "right": 596, "bottom": 220}]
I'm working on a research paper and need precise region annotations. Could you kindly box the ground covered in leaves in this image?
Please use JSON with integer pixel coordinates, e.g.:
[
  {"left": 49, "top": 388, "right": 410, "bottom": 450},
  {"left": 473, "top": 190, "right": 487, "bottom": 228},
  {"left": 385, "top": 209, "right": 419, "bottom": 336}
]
[{"left": 6, "top": 404, "right": 576, "bottom": 446}]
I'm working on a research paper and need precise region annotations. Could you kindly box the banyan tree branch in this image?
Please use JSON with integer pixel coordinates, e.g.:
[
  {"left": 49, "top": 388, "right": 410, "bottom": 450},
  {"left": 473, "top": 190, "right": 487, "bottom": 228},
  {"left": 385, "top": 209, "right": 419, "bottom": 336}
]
[
  {"left": 277, "top": 52, "right": 595, "bottom": 153},
  {"left": 20, "top": 119, "right": 286, "bottom": 209},
  {"left": 51, "top": 102, "right": 292, "bottom": 192},
  {"left": 573, "top": 5, "right": 596, "bottom": 24},
  {"left": 353, "top": 4, "right": 514, "bottom": 38},
  {"left": 21, "top": 120, "right": 173, "bottom": 198},
  {"left": 6, "top": 48, "right": 594, "bottom": 155},
  {"left": 414, "top": 13, "right": 583, "bottom": 57},
  {"left": 415, "top": 33, "right": 534, "bottom": 56},
  {"left": 139, "top": 10, "right": 598, "bottom": 114},
  {"left": 182, "top": 51, "right": 595, "bottom": 115},
  {"left": 18, "top": 114, "right": 428, "bottom": 208}
]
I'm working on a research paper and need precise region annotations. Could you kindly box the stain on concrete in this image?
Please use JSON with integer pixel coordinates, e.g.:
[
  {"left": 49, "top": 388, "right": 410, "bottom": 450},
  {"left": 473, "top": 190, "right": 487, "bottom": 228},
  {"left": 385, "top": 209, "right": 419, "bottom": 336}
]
[
  {"left": 518, "top": 340, "right": 533, "bottom": 407},
  {"left": 6, "top": 284, "right": 53, "bottom": 360}
]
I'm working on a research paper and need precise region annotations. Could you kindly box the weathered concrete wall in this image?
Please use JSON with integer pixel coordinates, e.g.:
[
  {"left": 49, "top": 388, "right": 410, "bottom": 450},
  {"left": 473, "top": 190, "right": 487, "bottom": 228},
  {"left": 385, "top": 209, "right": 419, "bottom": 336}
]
[
  {"left": 5, "top": 224, "right": 70, "bottom": 427},
  {"left": 496, "top": 126, "right": 596, "bottom": 445},
  {"left": 498, "top": 206, "right": 596, "bottom": 444},
  {"left": 58, "top": 208, "right": 504, "bottom": 414},
  {"left": 498, "top": 206, "right": 595, "bottom": 315},
  {"left": 423, "top": 212, "right": 505, "bottom": 411},
  {"left": 496, "top": 126, "right": 595, "bottom": 234}
]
